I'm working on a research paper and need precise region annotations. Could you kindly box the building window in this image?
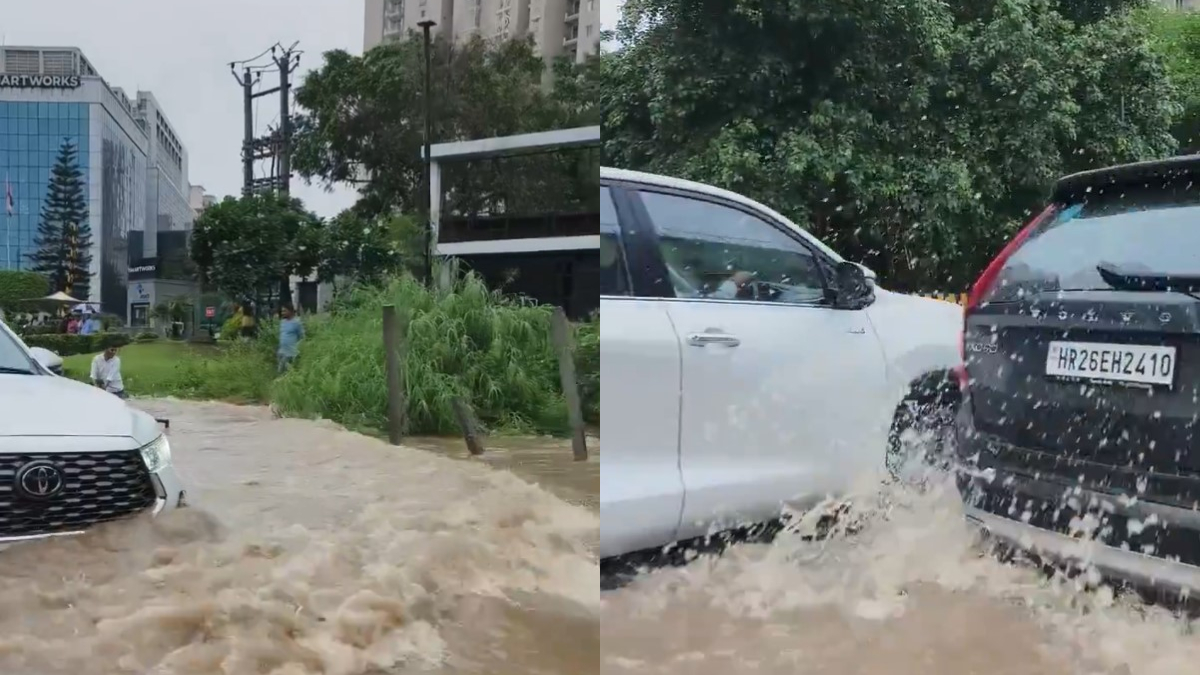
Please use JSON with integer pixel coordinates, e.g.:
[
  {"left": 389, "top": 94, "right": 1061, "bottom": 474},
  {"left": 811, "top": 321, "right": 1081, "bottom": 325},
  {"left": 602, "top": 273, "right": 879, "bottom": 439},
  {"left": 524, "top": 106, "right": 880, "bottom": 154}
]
[{"left": 586, "top": 24, "right": 594, "bottom": 37}]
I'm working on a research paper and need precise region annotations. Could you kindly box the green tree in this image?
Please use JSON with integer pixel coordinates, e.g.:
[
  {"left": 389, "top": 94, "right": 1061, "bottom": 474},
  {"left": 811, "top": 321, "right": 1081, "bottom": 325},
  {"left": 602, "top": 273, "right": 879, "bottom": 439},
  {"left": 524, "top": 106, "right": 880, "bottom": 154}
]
[
  {"left": 1142, "top": 4, "right": 1200, "bottom": 153},
  {"left": 190, "top": 193, "right": 323, "bottom": 305},
  {"left": 28, "top": 140, "right": 92, "bottom": 298},
  {"left": 317, "top": 211, "right": 424, "bottom": 286},
  {"left": 602, "top": 0, "right": 1178, "bottom": 292},
  {"left": 0, "top": 269, "right": 48, "bottom": 314},
  {"left": 292, "top": 36, "right": 598, "bottom": 220}
]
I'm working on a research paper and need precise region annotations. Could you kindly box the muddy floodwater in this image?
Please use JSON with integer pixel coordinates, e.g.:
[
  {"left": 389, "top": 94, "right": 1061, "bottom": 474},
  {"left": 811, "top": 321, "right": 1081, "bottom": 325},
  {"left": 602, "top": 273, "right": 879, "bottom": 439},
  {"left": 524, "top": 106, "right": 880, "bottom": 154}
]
[
  {"left": 0, "top": 399, "right": 599, "bottom": 675},
  {"left": 601, "top": 478, "right": 1200, "bottom": 675}
]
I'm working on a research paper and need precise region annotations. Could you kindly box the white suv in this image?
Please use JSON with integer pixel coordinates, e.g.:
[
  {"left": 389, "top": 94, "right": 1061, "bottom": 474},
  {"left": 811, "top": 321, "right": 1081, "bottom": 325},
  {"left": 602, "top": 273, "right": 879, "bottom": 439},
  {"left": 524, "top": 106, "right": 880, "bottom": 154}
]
[
  {"left": 0, "top": 320, "right": 185, "bottom": 545},
  {"left": 600, "top": 167, "right": 962, "bottom": 559}
]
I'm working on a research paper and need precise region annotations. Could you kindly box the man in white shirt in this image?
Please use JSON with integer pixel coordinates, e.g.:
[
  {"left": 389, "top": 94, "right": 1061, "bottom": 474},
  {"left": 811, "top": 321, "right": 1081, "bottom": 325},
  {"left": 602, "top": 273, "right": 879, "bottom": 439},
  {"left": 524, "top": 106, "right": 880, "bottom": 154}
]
[{"left": 90, "top": 346, "right": 126, "bottom": 399}]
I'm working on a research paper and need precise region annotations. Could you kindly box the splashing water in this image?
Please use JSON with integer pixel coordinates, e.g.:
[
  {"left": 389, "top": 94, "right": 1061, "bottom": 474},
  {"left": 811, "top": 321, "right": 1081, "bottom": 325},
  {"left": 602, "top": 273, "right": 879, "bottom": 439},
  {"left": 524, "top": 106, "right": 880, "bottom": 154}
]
[
  {"left": 0, "top": 399, "right": 599, "bottom": 675},
  {"left": 602, "top": 464, "right": 1200, "bottom": 675}
]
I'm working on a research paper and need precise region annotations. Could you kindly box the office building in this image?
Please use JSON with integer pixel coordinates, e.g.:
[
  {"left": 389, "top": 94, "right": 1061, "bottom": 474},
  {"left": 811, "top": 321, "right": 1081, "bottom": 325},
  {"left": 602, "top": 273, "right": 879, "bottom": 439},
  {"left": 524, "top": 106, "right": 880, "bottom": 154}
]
[
  {"left": 0, "top": 46, "right": 196, "bottom": 322},
  {"left": 364, "top": 0, "right": 600, "bottom": 63}
]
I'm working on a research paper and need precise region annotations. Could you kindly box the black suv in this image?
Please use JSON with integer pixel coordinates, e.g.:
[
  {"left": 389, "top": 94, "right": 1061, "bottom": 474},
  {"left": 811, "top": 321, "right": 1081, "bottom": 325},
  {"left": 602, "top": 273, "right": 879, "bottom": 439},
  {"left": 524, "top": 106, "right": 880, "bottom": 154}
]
[{"left": 956, "top": 154, "right": 1200, "bottom": 592}]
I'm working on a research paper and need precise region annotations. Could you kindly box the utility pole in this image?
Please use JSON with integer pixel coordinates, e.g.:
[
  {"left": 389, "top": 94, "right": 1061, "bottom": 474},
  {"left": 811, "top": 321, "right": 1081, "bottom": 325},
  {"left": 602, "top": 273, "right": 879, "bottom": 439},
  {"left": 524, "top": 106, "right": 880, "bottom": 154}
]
[
  {"left": 229, "top": 42, "right": 301, "bottom": 197},
  {"left": 418, "top": 21, "right": 436, "bottom": 287},
  {"left": 229, "top": 42, "right": 303, "bottom": 308}
]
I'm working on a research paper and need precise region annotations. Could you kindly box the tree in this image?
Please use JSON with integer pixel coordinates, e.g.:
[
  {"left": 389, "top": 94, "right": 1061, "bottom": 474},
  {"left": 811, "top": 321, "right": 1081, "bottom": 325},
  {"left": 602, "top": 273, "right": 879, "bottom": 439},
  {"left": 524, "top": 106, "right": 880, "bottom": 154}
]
[
  {"left": 602, "top": 0, "right": 1178, "bottom": 292},
  {"left": 0, "top": 269, "right": 48, "bottom": 315},
  {"left": 28, "top": 140, "right": 92, "bottom": 298},
  {"left": 292, "top": 36, "right": 599, "bottom": 220},
  {"left": 316, "top": 211, "right": 424, "bottom": 286},
  {"left": 1142, "top": 5, "right": 1200, "bottom": 153},
  {"left": 190, "top": 193, "right": 323, "bottom": 305}
]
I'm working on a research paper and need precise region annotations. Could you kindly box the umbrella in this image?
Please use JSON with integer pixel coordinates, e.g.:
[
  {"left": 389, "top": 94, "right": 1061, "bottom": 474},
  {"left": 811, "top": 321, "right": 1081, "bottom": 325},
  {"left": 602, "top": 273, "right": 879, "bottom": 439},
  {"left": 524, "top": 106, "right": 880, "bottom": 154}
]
[
  {"left": 40, "top": 291, "right": 84, "bottom": 304},
  {"left": 72, "top": 302, "right": 99, "bottom": 314}
]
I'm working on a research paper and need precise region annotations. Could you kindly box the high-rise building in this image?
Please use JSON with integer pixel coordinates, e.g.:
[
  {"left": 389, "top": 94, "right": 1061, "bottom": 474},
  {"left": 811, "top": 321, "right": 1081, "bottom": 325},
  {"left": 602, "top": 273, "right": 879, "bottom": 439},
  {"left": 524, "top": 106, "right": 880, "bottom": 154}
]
[
  {"left": 0, "top": 46, "right": 196, "bottom": 322},
  {"left": 364, "top": 0, "right": 600, "bottom": 63}
]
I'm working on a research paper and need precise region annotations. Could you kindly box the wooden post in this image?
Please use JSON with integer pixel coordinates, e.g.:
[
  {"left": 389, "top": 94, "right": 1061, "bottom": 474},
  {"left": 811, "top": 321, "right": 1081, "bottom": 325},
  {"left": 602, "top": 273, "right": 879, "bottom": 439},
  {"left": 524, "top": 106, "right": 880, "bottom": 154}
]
[
  {"left": 382, "top": 304, "right": 407, "bottom": 445},
  {"left": 550, "top": 307, "right": 588, "bottom": 461},
  {"left": 451, "top": 396, "right": 485, "bottom": 456}
]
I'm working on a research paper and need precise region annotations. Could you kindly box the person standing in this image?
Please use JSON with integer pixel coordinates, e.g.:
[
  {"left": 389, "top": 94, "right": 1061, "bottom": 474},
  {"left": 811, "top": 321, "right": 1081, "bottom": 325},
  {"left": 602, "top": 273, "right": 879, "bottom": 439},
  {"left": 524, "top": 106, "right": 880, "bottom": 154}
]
[
  {"left": 276, "top": 303, "right": 305, "bottom": 373},
  {"left": 90, "top": 346, "right": 126, "bottom": 399},
  {"left": 240, "top": 300, "right": 257, "bottom": 339}
]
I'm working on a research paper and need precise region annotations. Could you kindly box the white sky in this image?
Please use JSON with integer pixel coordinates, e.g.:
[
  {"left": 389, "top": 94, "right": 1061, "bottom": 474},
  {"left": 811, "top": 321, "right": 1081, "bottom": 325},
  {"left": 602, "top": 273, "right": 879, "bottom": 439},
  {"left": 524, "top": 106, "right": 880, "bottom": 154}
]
[
  {"left": 601, "top": 0, "right": 624, "bottom": 49},
  {"left": 2, "top": 0, "right": 362, "bottom": 218}
]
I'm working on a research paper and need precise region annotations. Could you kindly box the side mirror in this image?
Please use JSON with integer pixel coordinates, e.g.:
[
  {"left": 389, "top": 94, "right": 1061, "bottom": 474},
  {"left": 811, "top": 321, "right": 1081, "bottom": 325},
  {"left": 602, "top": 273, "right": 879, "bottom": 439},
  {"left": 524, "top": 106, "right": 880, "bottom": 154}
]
[
  {"left": 28, "top": 346, "right": 62, "bottom": 373},
  {"left": 833, "top": 261, "right": 874, "bottom": 310},
  {"left": 855, "top": 263, "right": 877, "bottom": 284}
]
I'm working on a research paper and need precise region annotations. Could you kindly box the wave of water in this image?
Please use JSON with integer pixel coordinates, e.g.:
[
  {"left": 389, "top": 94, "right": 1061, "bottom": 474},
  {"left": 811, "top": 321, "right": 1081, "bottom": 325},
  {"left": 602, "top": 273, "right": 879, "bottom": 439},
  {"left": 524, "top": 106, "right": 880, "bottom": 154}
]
[{"left": 602, "top": 469, "right": 1200, "bottom": 674}]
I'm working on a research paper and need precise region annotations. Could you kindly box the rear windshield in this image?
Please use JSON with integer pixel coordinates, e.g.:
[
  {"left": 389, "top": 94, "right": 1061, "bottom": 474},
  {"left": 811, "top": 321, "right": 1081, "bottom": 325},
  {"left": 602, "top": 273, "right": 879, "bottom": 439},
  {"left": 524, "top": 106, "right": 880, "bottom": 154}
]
[{"left": 986, "top": 182, "right": 1200, "bottom": 303}]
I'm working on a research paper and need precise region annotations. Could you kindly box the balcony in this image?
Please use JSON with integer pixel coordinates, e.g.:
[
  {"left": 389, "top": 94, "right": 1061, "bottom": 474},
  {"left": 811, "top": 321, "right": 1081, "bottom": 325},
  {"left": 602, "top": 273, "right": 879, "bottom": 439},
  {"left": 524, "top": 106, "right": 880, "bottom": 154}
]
[{"left": 565, "top": 1, "right": 581, "bottom": 21}]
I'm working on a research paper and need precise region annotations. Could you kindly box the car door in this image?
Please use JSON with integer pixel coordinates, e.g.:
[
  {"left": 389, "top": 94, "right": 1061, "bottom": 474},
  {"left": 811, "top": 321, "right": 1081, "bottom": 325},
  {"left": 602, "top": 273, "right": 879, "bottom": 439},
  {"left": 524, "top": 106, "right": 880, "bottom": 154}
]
[
  {"left": 598, "top": 183, "right": 686, "bottom": 559},
  {"left": 626, "top": 186, "right": 892, "bottom": 540}
]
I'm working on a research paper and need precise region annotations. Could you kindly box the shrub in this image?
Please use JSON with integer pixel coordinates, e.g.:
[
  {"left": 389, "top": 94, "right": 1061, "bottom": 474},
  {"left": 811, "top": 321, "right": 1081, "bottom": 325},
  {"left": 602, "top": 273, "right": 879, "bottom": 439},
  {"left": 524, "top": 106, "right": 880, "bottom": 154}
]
[
  {"left": 576, "top": 313, "right": 598, "bottom": 425},
  {"left": 134, "top": 332, "right": 160, "bottom": 343},
  {"left": 220, "top": 312, "right": 242, "bottom": 342},
  {"left": 0, "top": 270, "right": 48, "bottom": 312},
  {"left": 271, "top": 272, "right": 570, "bottom": 435},
  {"left": 23, "top": 332, "right": 131, "bottom": 356}
]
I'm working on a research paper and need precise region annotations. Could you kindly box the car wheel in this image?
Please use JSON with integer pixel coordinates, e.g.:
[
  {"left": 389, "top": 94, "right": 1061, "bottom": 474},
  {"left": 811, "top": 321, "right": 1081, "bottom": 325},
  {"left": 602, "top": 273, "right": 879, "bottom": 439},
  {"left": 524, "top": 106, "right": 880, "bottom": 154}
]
[{"left": 885, "top": 395, "right": 958, "bottom": 485}]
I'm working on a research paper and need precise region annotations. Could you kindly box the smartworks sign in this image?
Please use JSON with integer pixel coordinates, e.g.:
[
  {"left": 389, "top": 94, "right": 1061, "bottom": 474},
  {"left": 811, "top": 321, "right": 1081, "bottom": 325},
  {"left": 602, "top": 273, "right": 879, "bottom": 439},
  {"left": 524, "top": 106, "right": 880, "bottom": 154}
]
[{"left": 0, "top": 74, "right": 81, "bottom": 89}]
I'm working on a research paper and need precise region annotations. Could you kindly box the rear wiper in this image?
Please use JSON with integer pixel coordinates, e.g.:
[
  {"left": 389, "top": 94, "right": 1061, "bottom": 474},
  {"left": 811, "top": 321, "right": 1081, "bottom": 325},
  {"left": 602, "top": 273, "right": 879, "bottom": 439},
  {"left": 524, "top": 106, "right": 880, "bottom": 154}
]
[
  {"left": 1096, "top": 263, "right": 1200, "bottom": 293},
  {"left": 0, "top": 366, "right": 35, "bottom": 375}
]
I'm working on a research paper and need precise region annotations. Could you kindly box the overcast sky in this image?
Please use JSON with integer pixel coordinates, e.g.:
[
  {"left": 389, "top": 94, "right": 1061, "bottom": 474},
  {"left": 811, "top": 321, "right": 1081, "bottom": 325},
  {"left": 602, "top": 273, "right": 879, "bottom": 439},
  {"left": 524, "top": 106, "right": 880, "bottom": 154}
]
[
  {"left": 3, "top": 0, "right": 361, "bottom": 218},
  {"left": 601, "top": 0, "right": 624, "bottom": 49}
]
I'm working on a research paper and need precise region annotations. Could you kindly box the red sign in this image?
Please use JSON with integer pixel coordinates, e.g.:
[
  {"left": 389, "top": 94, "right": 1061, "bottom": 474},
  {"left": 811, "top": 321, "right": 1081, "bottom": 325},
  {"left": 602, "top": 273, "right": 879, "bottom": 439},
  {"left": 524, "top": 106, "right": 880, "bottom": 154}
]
[{"left": 204, "top": 306, "right": 215, "bottom": 318}]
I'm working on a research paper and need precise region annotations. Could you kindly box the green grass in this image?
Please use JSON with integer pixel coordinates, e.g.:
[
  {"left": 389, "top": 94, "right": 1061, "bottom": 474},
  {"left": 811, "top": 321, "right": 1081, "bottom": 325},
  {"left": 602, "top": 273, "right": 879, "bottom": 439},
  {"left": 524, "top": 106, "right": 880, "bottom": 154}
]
[
  {"left": 62, "top": 339, "right": 275, "bottom": 403},
  {"left": 58, "top": 271, "right": 600, "bottom": 437}
]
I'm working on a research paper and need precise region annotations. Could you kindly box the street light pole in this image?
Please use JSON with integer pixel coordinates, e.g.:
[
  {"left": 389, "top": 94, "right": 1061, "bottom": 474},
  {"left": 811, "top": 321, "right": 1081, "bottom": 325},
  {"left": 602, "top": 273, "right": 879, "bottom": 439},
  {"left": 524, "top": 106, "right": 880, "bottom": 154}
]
[{"left": 418, "top": 20, "right": 436, "bottom": 287}]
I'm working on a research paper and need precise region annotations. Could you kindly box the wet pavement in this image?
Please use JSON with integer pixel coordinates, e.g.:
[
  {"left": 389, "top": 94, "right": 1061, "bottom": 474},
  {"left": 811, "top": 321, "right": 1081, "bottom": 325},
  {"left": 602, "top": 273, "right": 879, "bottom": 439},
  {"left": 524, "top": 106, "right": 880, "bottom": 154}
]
[{"left": 0, "top": 399, "right": 599, "bottom": 674}]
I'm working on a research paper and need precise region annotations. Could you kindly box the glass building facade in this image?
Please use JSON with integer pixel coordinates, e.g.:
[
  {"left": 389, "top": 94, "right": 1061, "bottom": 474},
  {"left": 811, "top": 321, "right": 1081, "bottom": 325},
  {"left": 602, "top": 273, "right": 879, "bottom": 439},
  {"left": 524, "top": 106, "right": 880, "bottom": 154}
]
[
  {"left": 0, "top": 47, "right": 188, "bottom": 318},
  {"left": 0, "top": 101, "right": 90, "bottom": 273}
]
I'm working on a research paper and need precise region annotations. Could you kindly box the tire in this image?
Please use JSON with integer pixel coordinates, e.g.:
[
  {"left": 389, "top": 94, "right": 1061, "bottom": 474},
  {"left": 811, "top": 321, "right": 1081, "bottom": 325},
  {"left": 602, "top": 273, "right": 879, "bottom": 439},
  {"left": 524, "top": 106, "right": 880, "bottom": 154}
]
[{"left": 885, "top": 388, "right": 959, "bottom": 485}]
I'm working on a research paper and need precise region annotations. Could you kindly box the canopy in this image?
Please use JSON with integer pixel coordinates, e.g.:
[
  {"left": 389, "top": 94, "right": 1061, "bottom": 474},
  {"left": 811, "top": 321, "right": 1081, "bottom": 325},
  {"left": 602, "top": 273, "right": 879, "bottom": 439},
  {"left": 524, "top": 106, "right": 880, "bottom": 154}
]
[{"left": 39, "top": 291, "right": 83, "bottom": 304}]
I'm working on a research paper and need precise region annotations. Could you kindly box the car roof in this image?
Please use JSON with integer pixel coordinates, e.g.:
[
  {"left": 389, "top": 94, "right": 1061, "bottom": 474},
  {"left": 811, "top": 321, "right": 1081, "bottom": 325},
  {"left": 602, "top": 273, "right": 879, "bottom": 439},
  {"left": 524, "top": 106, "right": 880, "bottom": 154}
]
[
  {"left": 1054, "top": 154, "right": 1200, "bottom": 200},
  {"left": 600, "top": 166, "right": 845, "bottom": 262}
]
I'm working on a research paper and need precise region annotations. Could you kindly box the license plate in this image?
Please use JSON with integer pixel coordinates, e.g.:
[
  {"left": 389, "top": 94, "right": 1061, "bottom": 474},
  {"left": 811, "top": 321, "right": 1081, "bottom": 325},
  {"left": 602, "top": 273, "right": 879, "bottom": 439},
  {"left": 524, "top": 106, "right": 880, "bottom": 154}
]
[{"left": 1045, "top": 341, "right": 1177, "bottom": 386}]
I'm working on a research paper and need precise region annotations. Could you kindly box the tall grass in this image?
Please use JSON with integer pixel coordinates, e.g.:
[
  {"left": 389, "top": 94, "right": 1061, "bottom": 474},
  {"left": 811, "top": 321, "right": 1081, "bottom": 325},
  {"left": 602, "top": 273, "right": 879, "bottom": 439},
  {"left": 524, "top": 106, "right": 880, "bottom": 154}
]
[{"left": 271, "top": 273, "right": 575, "bottom": 436}]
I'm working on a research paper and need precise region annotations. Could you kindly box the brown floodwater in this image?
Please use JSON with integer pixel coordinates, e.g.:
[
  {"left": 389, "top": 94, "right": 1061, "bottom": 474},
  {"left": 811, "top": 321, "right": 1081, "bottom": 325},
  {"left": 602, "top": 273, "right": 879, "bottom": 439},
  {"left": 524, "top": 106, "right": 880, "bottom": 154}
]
[
  {"left": 601, "top": 474, "right": 1200, "bottom": 675},
  {"left": 0, "top": 399, "right": 599, "bottom": 674}
]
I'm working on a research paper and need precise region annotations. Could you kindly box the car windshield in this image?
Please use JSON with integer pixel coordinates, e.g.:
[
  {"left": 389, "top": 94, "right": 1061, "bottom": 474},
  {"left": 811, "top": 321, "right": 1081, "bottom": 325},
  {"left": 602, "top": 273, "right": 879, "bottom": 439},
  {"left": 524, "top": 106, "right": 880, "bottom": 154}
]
[
  {"left": 986, "top": 182, "right": 1200, "bottom": 303},
  {"left": 0, "top": 321, "right": 37, "bottom": 373}
]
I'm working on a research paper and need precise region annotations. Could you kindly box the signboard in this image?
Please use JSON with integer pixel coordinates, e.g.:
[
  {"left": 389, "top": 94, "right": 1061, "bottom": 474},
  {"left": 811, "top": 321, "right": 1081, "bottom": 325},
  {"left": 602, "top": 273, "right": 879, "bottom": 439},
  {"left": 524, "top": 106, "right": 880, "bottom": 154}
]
[
  {"left": 128, "top": 257, "right": 157, "bottom": 280},
  {"left": 0, "top": 74, "right": 82, "bottom": 89},
  {"left": 205, "top": 306, "right": 215, "bottom": 318}
]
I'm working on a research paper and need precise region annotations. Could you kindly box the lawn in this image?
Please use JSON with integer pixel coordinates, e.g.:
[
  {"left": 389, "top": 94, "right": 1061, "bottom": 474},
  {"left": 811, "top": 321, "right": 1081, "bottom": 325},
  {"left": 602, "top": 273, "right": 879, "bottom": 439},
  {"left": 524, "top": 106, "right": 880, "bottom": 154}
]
[{"left": 61, "top": 339, "right": 274, "bottom": 402}]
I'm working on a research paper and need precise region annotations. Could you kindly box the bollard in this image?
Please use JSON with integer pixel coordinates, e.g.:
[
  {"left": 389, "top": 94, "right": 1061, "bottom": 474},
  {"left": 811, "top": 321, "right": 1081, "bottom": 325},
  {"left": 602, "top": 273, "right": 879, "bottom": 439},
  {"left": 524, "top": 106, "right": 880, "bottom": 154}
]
[
  {"left": 549, "top": 307, "right": 588, "bottom": 461},
  {"left": 382, "top": 304, "right": 408, "bottom": 445}
]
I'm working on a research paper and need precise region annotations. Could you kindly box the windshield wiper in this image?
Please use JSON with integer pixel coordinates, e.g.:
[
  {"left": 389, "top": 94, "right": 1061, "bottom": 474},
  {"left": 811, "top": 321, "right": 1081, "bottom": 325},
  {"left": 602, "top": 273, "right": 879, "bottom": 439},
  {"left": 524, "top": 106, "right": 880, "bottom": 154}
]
[
  {"left": 0, "top": 366, "right": 35, "bottom": 375},
  {"left": 1096, "top": 263, "right": 1200, "bottom": 293}
]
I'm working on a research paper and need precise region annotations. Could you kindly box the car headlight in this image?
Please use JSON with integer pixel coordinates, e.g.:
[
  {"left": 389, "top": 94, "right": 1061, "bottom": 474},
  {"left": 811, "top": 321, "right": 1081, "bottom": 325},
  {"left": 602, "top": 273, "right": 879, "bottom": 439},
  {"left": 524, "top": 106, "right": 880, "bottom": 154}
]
[{"left": 140, "top": 434, "right": 172, "bottom": 473}]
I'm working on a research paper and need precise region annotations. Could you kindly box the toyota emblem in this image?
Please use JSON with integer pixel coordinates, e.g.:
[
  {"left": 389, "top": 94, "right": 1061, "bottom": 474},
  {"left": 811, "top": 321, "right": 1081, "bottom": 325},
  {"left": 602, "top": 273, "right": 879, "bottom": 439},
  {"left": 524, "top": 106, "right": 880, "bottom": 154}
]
[{"left": 14, "top": 460, "right": 65, "bottom": 500}]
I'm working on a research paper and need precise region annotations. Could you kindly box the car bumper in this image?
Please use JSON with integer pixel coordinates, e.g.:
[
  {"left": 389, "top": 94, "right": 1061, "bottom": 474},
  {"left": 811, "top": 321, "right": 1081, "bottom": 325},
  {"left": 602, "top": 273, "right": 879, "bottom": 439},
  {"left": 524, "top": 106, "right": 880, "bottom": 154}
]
[
  {"left": 0, "top": 462, "right": 187, "bottom": 548},
  {"left": 956, "top": 410, "right": 1200, "bottom": 596}
]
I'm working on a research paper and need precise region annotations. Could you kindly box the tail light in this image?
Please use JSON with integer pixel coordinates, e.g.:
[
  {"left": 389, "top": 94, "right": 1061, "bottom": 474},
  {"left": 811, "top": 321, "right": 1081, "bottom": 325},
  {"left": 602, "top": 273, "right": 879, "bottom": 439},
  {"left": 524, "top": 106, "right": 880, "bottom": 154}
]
[{"left": 957, "top": 203, "right": 1060, "bottom": 390}]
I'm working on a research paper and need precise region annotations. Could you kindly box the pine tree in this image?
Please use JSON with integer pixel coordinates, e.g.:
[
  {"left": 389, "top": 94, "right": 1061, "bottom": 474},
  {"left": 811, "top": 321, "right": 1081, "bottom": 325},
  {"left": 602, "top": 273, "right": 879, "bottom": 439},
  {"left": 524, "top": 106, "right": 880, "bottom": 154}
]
[{"left": 28, "top": 139, "right": 91, "bottom": 298}]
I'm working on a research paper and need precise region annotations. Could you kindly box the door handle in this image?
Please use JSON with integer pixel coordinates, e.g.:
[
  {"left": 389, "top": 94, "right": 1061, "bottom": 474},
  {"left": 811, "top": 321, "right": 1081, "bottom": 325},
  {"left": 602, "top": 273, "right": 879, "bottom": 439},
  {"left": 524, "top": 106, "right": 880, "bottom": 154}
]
[{"left": 687, "top": 332, "right": 741, "bottom": 347}]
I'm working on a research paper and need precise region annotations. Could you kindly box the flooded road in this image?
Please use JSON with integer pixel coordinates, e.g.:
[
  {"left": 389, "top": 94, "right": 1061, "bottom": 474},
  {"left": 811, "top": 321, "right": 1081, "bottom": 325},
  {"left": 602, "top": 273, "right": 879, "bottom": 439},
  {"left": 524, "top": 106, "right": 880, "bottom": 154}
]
[
  {"left": 601, "top": 477, "right": 1200, "bottom": 675},
  {"left": 0, "top": 399, "right": 599, "bottom": 674}
]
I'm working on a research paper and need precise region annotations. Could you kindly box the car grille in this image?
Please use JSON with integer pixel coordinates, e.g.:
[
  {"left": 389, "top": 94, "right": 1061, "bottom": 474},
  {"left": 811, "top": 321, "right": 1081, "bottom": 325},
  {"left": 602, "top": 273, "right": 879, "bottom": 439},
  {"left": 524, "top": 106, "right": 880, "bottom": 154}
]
[{"left": 0, "top": 451, "right": 156, "bottom": 538}]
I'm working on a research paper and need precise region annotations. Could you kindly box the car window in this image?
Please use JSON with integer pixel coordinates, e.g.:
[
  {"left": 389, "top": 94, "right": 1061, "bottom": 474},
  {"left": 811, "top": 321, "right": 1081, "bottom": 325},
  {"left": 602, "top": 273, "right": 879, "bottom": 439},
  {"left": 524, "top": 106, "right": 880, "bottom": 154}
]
[
  {"left": 0, "top": 321, "right": 37, "bottom": 373},
  {"left": 637, "top": 190, "right": 827, "bottom": 304},
  {"left": 600, "top": 186, "right": 631, "bottom": 296},
  {"left": 987, "top": 183, "right": 1200, "bottom": 303}
]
